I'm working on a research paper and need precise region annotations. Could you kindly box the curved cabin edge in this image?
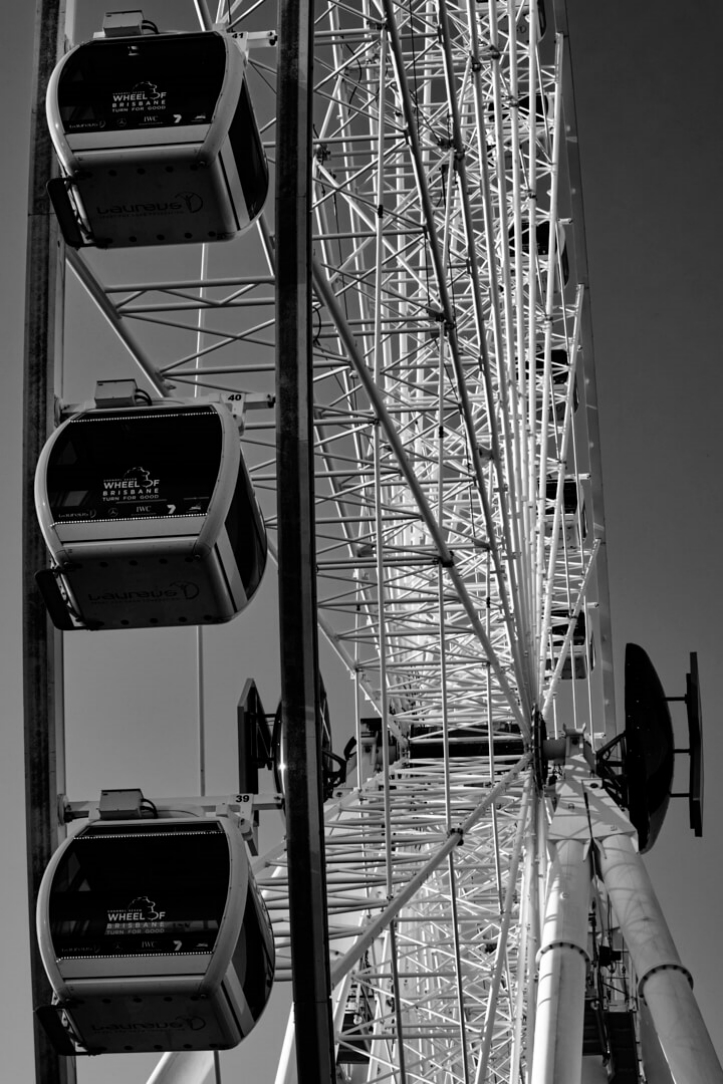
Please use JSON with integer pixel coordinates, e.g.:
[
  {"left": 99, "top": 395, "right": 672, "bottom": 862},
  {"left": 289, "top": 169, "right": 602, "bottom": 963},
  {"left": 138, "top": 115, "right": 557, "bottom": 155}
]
[
  {"left": 34, "top": 401, "right": 267, "bottom": 629},
  {"left": 36, "top": 813, "right": 275, "bottom": 1054},
  {"left": 45, "top": 25, "right": 269, "bottom": 247}
]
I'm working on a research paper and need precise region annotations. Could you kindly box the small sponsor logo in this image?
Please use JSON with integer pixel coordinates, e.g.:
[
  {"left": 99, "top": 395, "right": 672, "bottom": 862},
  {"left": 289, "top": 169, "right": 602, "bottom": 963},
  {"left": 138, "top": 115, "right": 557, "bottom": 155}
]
[
  {"left": 112, "top": 82, "right": 167, "bottom": 108},
  {"left": 57, "top": 509, "right": 97, "bottom": 520},
  {"left": 107, "top": 896, "right": 166, "bottom": 924},
  {"left": 91, "top": 1016, "right": 206, "bottom": 1034},
  {"left": 170, "top": 581, "right": 200, "bottom": 600},
  {"left": 103, "top": 466, "right": 160, "bottom": 502},
  {"left": 87, "top": 581, "right": 200, "bottom": 604},
  {"left": 95, "top": 193, "right": 203, "bottom": 217},
  {"left": 97, "top": 201, "right": 182, "bottom": 215},
  {"left": 175, "top": 191, "right": 204, "bottom": 213}
]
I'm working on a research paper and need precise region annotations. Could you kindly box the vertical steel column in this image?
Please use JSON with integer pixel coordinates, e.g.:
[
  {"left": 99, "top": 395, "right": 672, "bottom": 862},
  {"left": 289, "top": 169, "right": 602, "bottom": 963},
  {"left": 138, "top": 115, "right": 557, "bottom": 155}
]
[
  {"left": 530, "top": 838, "right": 591, "bottom": 1084},
  {"left": 22, "top": 0, "right": 74, "bottom": 1082},
  {"left": 275, "top": 0, "right": 336, "bottom": 1077},
  {"left": 597, "top": 834, "right": 723, "bottom": 1084},
  {"left": 146, "top": 1051, "right": 214, "bottom": 1084}
]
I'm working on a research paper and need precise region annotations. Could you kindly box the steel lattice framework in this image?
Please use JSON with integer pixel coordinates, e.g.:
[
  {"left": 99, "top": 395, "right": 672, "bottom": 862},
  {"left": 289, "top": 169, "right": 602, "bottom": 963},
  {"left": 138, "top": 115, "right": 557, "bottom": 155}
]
[
  {"left": 66, "top": 0, "right": 612, "bottom": 739},
  {"left": 261, "top": 759, "right": 534, "bottom": 1083},
  {"left": 25, "top": 0, "right": 627, "bottom": 1081}
]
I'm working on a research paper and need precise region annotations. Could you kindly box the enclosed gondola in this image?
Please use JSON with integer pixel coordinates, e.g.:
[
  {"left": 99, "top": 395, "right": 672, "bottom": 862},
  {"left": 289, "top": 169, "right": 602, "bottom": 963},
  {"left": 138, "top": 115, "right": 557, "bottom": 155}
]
[
  {"left": 624, "top": 642, "right": 675, "bottom": 852},
  {"left": 46, "top": 15, "right": 269, "bottom": 248},
  {"left": 36, "top": 813, "right": 275, "bottom": 1054},
  {"left": 273, "top": 678, "right": 349, "bottom": 801},
  {"left": 407, "top": 722, "right": 524, "bottom": 760},
  {"left": 34, "top": 400, "right": 267, "bottom": 629}
]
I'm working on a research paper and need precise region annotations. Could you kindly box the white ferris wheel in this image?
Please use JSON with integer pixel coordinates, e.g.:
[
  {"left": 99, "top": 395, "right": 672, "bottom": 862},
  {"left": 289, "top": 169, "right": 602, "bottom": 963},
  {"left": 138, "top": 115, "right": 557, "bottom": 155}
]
[{"left": 22, "top": 1, "right": 719, "bottom": 1083}]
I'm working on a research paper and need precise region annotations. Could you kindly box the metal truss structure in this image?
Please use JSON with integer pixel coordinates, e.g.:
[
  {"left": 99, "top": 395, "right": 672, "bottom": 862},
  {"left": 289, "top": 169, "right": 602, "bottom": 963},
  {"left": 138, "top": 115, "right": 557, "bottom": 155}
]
[
  {"left": 53, "top": 0, "right": 611, "bottom": 736},
  {"left": 263, "top": 758, "right": 533, "bottom": 1084},
  {"left": 23, "top": 0, "right": 722, "bottom": 1083}
]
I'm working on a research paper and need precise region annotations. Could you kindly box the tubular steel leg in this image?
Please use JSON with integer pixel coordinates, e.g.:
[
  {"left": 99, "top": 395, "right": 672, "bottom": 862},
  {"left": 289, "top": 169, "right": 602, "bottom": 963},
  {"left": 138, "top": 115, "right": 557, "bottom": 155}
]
[
  {"left": 275, "top": 0, "right": 336, "bottom": 1076},
  {"left": 531, "top": 838, "right": 591, "bottom": 1084},
  {"left": 146, "top": 1052, "right": 214, "bottom": 1084},
  {"left": 597, "top": 833, "right": 723, "bottom": 1084}
]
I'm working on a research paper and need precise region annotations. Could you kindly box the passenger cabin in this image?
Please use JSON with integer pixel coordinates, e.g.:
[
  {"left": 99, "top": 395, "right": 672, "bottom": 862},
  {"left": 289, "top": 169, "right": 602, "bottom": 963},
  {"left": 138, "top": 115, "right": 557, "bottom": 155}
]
[
  {"left": 509, "top": 219, "right": 570, "bottom": 289},
  {"left": 36, "top": 814, "right": 274, "bottom": 1054},
  {"left": 476, "top": 1, "right": 546, "bottom": 43},
  {"left": 336, "top": 981, "right": 374, "bottom": 1068},
  {"left": 407, "top": 722, "right": 524, "bottom": 760},
  {"left": 622, "top": 642, "right": 675, "bottom": 852},
  {"left": 34, "top": 401, "right": 267, "bottom": 629},
  {"left": 548, "top": 609, "right": 595, "bottom": 680},
  {"left": 594, "top": 643, "right": 702, "bottom": 853},
  {"left": 489, "top": 88, "right": 555, "bottom": 171},
  {"left": 545, "top": 476, "right": 586, "bottom": 549},
  {"left": 273, "top": 679, "right": 349, "bottom": 801},
  {"left": 46, "top": 14, "right": 268, "bottom": 247},
  {"left": 534, "top": 348, "right": 579, "bottom": 424}
]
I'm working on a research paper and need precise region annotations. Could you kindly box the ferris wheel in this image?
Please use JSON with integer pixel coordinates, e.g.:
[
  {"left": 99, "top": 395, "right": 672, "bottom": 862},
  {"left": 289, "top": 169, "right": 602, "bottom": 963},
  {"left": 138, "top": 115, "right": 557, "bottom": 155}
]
[{"left": 22, "top": 0, "right": 719, "bottom": 1083}]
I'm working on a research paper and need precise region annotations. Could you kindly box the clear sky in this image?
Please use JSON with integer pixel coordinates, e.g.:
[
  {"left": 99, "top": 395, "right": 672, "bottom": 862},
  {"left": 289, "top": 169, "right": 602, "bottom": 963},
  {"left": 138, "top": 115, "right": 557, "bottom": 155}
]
[{"left": 2, "top": 0, "right": 723, "bottom": 1079}]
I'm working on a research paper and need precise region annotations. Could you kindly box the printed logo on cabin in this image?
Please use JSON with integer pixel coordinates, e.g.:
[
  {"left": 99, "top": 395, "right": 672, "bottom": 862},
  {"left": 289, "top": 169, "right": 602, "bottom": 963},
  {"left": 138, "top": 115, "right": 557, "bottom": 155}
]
[
  {"left": 91, "top": 1015, "right": 207, "bottom": 1034},
  {"left": 102, "top": 465, "right": 160, "bottom": 502},
  {"left": 111, "top": 81, "right": 167, "bottom": 112},
  {"left": 174, "top": 191, "right": 204, "bottom": 214},
  {"left": 87, "top": 581, "right": 201, "bottom": 605},
  {"left": 106, "top": 895, "right": 166, "bottom": 931}
]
